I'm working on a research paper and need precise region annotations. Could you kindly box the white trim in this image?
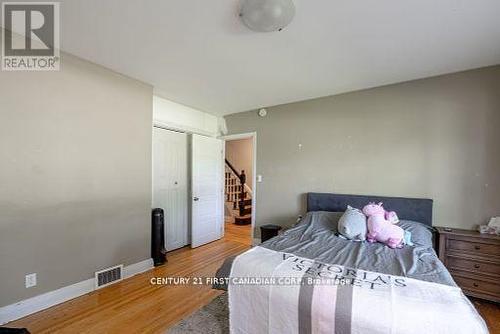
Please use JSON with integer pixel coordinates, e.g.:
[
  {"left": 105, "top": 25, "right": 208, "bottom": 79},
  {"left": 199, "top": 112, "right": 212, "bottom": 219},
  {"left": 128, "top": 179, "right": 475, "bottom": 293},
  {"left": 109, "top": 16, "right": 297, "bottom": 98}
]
[
  {"left": 0, "top": 258, "right": 154, "bottom": 325},
  {"left": 153, "top": 120, "right": 216, "bottom": 137},
  {"left": 221, "top": 139, "right": 226, "bottom": 238},
  {"left": 0, "top": 278, "right": 95, "bottom": 326},
  {"left": 123, "top": 258, "right": 154, "bottom": 279},
  {"left": 221, "top": 132, "right": 257, "bottom": 242}
]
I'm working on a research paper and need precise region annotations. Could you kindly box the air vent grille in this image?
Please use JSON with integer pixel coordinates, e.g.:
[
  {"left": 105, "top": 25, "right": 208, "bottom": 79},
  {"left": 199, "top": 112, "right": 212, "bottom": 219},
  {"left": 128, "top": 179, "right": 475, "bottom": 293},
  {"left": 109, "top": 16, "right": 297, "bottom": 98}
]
[{"left": 95, "top": 264, "right": 123, "bottom": 289}]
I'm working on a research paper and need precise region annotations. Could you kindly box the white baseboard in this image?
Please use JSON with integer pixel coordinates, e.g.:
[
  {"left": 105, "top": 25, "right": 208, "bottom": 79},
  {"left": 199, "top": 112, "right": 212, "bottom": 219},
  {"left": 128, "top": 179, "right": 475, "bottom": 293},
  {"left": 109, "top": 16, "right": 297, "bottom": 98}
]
[
  {"left": 0, "top": 258, "right": 154, "bottom": 325},
  {"left": 123, "top": 258, "right": 154, "bottom": 279},
  {"left": 0, "top": 278, "right": 95, "bottom": 326}
]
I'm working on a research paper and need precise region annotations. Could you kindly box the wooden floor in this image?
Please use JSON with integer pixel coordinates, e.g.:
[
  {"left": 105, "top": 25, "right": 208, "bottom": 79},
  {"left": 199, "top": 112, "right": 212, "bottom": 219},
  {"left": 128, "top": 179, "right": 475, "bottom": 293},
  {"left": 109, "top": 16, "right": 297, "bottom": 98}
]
[
  {"left": 471, "top": 298, "right": 500, "bottom": 333},
  {"left": 224, "top": 216, "right": 252, "bottom": 245},
  {"left": 7, "top": 222, "right": 252, "bottom": 333},
  {"left": 7, "top": 221, "right": 500, "bottom": 333}
]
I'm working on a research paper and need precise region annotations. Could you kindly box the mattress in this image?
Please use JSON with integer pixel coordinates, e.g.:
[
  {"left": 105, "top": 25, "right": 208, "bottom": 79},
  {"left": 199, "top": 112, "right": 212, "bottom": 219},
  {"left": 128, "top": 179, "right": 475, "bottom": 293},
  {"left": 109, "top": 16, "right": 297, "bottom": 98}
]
[{"left": 215, "top": 211, "right": 455, "bottom": 289}]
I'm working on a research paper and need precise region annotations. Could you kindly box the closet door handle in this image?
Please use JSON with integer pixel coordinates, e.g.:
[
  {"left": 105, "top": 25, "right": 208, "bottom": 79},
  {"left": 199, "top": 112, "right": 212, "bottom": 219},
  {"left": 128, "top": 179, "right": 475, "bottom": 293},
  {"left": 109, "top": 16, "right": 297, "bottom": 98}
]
[{"left": 193, "top": 197, "right": 199, "bottom": 201}]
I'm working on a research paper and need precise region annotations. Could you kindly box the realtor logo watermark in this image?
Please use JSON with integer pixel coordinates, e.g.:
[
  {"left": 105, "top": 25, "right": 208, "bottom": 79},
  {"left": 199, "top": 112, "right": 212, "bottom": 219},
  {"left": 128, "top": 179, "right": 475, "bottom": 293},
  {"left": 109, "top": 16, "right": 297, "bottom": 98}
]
[{"left": 2, "top": 2, "right": 60, "bottom": 71}]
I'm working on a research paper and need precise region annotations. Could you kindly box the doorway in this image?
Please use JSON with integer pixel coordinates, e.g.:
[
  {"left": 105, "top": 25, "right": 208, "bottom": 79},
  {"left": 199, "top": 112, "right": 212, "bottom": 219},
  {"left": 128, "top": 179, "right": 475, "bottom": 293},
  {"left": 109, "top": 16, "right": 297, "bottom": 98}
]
[{"left": 223, "top": 133, "right": 256, "bottom": 246}]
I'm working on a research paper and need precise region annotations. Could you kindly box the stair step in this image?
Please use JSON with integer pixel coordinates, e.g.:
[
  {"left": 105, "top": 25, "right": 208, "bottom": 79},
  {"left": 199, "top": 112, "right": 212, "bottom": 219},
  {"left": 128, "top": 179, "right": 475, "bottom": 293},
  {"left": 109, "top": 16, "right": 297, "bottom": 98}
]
[
  {"left": 240, "top": 207, "right": 251, "bottom": 215},
  {"left": 241, "top": 199, "right": 252, "bottom": 206},
  {"left": 232, "top": 206, "right": 251, "bottom": 216},
  {"left": 225, "top": 196, "right": 248, "bottom": 204},
  {"left": 235, "top": 215, "right": 251, "bottom": 225}
]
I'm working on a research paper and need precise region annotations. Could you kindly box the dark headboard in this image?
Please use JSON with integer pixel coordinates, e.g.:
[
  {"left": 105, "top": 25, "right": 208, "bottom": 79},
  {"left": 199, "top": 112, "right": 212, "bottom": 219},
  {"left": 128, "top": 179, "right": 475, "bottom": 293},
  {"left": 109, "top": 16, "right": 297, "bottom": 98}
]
[{"left": 307, "top": 192, "right": 433, "bottom": 226}]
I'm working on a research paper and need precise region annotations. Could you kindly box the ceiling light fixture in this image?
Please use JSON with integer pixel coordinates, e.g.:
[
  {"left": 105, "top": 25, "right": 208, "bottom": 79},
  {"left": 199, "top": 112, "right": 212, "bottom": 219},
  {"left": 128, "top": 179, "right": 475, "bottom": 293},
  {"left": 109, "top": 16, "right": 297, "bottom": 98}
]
[{"left": 239, "top": 0, "right": 295, "bottom": 32}]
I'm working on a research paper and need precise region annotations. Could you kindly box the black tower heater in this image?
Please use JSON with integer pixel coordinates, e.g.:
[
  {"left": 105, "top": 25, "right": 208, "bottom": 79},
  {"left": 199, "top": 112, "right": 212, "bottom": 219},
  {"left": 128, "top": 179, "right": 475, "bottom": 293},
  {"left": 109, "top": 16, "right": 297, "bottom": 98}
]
[{"left": 151, "top": 208, "right": 167, "bottom": 266}]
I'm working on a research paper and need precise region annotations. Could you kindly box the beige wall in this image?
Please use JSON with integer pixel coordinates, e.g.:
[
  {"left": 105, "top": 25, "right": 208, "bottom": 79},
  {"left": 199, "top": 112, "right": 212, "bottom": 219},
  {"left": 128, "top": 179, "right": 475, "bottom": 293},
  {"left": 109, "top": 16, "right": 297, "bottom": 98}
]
[
  {"left": 0, "top": 53, "right": 153, "bottom": 307},
  {"left": 225, "top": 66, "right": 500, "bottom": 237},
  {"left": 225, "top": 138, "right": 254, "bottom": 190}
]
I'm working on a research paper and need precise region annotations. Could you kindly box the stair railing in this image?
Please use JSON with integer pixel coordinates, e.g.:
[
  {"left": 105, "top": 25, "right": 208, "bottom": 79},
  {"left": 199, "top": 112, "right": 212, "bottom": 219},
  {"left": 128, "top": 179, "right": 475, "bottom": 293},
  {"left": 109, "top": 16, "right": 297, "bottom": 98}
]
[{"left": 225, "top": 159, "right": 247, "bottom": 217}]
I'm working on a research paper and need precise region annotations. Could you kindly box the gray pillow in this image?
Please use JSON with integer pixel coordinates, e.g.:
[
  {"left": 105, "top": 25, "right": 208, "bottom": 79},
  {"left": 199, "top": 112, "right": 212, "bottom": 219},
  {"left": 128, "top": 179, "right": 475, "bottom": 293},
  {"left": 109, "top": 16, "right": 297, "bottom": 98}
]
[
  {"left": 301, "top": 211, "right": 343, "bottom": 232},
  {"left": 338, "top": 205, "right": 367, "bottom": 241}
]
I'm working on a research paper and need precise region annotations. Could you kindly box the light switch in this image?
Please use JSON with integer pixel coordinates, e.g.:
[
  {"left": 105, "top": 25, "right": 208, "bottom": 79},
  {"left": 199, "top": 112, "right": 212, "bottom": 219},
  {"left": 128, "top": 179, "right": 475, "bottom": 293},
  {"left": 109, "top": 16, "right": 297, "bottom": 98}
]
[
  {"left": 25, "top": 273, "right": 37, "bottom": 288},
  {"left": 257, "top": 175, "right": 263, "bottom": 183}
]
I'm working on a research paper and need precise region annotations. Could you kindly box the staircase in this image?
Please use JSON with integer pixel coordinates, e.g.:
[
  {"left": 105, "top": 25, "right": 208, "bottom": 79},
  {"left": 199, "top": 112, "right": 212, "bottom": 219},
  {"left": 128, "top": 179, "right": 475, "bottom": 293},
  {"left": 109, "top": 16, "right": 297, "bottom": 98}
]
[{"left": 225, "top": 159, "right": 252, "bottom": 225}]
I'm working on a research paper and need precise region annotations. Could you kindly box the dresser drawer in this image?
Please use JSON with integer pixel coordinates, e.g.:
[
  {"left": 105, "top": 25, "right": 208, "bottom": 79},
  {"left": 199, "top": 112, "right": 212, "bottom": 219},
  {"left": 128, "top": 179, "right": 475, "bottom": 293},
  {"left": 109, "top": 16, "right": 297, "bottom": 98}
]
[
  {"left": 438, "top": 227, "right": 500, "bottom": 303},
  {"left": 447, "top": 256, "right": 500, "bottom": 277},
  {"left": 453, "top": 274, "right": 500, "bottom": 296},
  {"left": 447, "top": 238, "right": 500, "bottom": 256}
]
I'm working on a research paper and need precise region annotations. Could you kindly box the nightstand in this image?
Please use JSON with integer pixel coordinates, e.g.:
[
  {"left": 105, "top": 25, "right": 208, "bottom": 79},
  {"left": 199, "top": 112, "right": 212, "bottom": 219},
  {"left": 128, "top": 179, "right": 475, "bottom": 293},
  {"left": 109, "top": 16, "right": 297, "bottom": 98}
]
[
  {"left": 260, "top": 224, "right": 282, "bottom": 243},
  {"left": 436, "top": 227, "right": 500, "bottom": 303}
]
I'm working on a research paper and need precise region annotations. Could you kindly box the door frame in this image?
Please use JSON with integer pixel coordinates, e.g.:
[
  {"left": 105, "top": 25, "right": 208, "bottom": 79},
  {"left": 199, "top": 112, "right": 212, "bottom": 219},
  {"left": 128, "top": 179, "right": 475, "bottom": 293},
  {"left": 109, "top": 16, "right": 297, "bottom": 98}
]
[{"left": 220, "top": 132, "right": 257, "bottom": 244}]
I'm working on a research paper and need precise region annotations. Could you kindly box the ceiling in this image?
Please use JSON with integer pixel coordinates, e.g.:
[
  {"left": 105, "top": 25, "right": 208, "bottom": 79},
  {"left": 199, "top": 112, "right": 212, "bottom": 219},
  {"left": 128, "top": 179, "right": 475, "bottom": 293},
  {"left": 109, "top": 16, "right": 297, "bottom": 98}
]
[{"left": 55, "top": 1, "right": 500, "bottom": 115}]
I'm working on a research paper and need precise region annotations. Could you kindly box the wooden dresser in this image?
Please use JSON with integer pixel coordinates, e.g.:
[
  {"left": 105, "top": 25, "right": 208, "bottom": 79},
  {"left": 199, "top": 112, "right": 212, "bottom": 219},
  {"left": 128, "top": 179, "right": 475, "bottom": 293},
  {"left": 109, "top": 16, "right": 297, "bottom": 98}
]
[{"left": 437, "top": 227, "right": 500, "bottom": 303}]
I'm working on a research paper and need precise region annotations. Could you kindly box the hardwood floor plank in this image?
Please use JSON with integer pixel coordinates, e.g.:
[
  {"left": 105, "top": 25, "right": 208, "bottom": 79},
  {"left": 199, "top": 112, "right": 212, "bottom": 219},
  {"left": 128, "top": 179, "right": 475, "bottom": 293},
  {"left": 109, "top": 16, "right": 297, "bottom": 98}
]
[{"left": 471, "top": 298, "right": 500, "bottom": 334}]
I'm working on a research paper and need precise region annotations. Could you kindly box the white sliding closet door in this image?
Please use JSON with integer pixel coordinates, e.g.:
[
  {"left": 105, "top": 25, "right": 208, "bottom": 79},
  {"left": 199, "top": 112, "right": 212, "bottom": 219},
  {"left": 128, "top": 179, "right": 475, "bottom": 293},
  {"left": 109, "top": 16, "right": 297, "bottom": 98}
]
[
  {"left": 191, "top": 134, "right": 224, "bottom": 248},
  {"left": 153, "top": 128, "right": 188, "bottom": 251}
]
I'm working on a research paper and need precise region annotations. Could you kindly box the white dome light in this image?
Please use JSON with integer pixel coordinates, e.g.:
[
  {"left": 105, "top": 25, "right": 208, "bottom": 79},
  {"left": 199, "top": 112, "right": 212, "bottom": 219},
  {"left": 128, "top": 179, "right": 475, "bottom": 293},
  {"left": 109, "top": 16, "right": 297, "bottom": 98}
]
[{"left": 239, "top": 0, "right": 295, "bottom": 32}]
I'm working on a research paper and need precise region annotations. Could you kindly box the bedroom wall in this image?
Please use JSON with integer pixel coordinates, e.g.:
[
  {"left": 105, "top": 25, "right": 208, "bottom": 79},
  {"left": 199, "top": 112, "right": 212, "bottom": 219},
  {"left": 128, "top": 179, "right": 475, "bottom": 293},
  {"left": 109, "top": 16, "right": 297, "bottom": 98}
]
[
  {"left": 0, "top": 53, "right": 153, "bottom": 307},
  {"left": 225, "top": 65, "right": 500, "bottom": 236}
]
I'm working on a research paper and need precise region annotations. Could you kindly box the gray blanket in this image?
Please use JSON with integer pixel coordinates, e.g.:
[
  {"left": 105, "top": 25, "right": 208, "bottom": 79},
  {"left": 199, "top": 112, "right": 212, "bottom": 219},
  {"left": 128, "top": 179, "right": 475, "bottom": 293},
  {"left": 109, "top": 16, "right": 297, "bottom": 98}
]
[{"left": 215, "top": 211, "right": 455, "bottom": 289}]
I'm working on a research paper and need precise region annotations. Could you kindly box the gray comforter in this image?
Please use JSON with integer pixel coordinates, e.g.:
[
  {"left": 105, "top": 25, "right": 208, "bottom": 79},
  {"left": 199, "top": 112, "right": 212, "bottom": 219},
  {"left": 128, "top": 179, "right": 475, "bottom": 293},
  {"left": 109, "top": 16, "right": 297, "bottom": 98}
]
[{"left": 215, "top": 211, "right": 455, "bottom": 289}]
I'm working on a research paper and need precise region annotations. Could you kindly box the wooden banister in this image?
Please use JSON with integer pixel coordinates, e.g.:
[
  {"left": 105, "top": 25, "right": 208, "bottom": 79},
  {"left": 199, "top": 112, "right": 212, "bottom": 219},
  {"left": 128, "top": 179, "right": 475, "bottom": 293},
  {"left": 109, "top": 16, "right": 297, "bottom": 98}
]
[
  {"left": 225, "top": 159, "right": 248, "bottom": 217},
  {"left": 225, "top": 159, "right": 245, "bottom": 184}
]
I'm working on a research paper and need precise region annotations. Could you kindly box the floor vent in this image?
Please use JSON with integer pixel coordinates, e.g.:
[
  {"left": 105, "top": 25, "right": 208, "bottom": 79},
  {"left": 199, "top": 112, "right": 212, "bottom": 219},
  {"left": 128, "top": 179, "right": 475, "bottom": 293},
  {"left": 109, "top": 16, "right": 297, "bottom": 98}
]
[{"left": 95, "top": 264, "right": 123, "bottom": 289}]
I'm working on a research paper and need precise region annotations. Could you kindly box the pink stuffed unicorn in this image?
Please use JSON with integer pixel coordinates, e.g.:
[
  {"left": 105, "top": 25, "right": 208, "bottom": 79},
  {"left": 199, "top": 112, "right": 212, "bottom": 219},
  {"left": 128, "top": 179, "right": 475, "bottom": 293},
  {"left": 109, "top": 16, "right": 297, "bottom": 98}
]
[
  {"left": 363, "top": 202, "right": 404, "bottom": 248},
  {"left": 385, "top": 210, "right": 399, "bottom": 224}
]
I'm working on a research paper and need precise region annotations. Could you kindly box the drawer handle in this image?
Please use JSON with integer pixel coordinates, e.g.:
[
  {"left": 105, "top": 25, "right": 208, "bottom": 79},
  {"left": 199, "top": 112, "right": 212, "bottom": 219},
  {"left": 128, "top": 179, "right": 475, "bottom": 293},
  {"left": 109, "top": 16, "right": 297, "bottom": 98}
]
[
  {"left": 473, "top": 282, "right": 479, "bottom": 288},
  {"left": 474, "top": 264, "right": 480, "bottom": 269},
  {"left": 474, "top": 245, "right": 481, "bottom": 250}
]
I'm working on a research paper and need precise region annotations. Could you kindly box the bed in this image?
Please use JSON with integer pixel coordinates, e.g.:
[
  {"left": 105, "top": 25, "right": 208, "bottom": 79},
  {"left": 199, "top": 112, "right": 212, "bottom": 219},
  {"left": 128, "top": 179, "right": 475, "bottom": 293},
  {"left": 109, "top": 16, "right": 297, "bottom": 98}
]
[{"left": 216, "top": 192, "right": 487, "bottom": 334}]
